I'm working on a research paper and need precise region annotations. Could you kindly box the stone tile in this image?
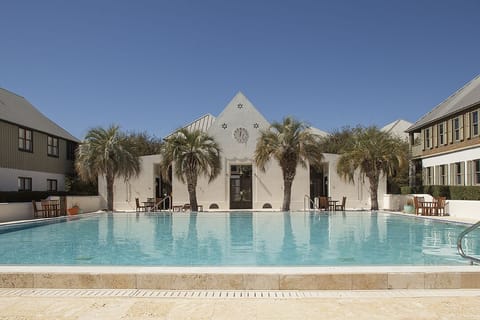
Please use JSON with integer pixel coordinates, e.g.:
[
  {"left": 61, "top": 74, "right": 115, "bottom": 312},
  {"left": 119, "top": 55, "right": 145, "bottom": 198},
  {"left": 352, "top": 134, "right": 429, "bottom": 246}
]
[
  {"left": 122, "top": 300, "right": 176, "bottom": 319},
  {"left": 243, "top": 274, "right": 279, "bottom": 290},
  {"left": 34, "top": 273, "right": 98, "bottom": 288},
  {"left": 352, "top": 273, "right": 388, "bottom": 290},
  {"left": 0, "top": 273, "right": 34, "bottom": 288},
  {"left": 388, "top": 272, "right": 425, "bottom": 289},
  {"left": 99, "top": 274, "right": 136, "bottom": 289},
  {"left": 279, "top": 274, "right": 320, "bottom": 290},
  {"left": 213, "top": 301, "right": 256, "bottom": 320},
  {"left": 424, "top": 272, "right": 461, "bottom": 289},
  {"left": 204, "top": 274, "right": 243, "bottom": 290},
  {"left": 316, "top": 274, "right": 352, "bottom": 290},
  {"left": 460, "top": 272, "right": 480, "bottom": 289},
  {"left": 137, "top": 273, "right": 207, "bottom": 290}
]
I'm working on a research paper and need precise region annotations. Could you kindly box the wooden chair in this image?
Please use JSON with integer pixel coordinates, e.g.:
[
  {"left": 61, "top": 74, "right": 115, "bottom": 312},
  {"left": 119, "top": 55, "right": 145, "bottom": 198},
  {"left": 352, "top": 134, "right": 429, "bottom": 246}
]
[
  {"left": 319, "top": 196, "right": 329, "bottom": 210},
  {"left": 135, "top": 198, "right": 147, "bottom": 212},
  {"left": 413, "top": 196, "right": 425, "bottom": 215},
  {"left": 32, "top": 200, "right": 46, "bottom": 218},
  {"left": 335, "top": 197, "right": 346, "bottom": 211},
  {"left": 435, "top": 196, "right": 447, "bottom": 216}
]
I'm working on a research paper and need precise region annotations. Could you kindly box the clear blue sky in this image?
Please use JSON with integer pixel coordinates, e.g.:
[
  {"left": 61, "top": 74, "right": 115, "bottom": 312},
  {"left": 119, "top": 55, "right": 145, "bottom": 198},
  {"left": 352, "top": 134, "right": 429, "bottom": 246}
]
[{"left": 1, "top": 0, "right": 479, "bottom": 140}]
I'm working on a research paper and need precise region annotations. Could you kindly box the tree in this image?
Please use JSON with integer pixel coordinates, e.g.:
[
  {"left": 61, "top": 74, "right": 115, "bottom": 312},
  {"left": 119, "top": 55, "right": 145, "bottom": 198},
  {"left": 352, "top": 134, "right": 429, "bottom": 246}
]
[
  {"left": 254, "top": 117, "right": 324, "bottom": 211},
  {"left": 336, "top": 126, "right": 408, "bottom": 210},
  {"left": 126, "top": 131, "right": 163, "bottom": 156},
  {"left": 75, "top": 125, "right": 141, "bottom": 211},
  {"left": 160, "top": 128, "right": 221, "bottom": 211}
]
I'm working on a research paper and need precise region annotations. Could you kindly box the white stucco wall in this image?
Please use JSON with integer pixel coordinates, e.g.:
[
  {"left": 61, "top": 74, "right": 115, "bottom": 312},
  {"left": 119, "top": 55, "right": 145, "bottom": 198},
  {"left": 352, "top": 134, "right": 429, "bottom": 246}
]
[
  {"left": 98, "top": 155, "right": 161, "bottom": 211},
  {"left": 0, "top": 167, "right": 66, "bottom": 191}
]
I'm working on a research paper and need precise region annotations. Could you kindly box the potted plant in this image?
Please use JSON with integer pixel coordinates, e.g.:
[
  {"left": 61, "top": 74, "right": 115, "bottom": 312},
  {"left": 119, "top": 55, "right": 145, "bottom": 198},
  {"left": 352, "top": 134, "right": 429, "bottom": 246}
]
[
  {"left": 68, "top": 204, "right": 80, "bottom": 215},
  {"left": 403, "top": 198, "right": 414, "bottom": 214}
]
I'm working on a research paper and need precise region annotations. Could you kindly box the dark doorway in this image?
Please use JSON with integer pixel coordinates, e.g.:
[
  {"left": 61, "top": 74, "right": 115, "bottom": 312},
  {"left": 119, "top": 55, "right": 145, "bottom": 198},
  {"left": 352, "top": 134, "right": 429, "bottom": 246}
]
[
  {"left": 230, "top": 165, "right": 253, "bottom": 209},
  {"left": 310, "top": 166, "right": 326, "bottom": 208},
  {"left": 156, "top": 166, "right": 172, "bottom": 209}
]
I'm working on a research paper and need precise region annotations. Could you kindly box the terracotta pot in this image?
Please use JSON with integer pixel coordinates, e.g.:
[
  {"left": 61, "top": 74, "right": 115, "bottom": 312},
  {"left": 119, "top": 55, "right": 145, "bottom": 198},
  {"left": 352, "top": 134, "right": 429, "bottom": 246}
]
[{"left": 68, "top": 207, "right": 79, "bottom": 215}]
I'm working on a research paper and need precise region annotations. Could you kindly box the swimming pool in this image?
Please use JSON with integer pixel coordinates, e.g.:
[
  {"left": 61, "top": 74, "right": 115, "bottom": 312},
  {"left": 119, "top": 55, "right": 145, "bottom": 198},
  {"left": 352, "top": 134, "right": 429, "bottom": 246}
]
[{"left": 0, "top": 211, "right": 478, "bottom": 266}]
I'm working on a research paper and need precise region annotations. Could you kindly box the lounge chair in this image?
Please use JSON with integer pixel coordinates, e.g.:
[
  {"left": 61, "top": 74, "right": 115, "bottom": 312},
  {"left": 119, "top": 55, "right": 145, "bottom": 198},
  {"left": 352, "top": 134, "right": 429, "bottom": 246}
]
[{"left": 335, "top": 196, "right": 346, "bottom": 211}]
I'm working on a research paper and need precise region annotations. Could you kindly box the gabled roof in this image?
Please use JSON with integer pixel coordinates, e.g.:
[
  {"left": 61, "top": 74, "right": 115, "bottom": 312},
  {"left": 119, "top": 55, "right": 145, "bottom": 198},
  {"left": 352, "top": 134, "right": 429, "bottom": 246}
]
[
  {"left": 307, "top": 126, "right": 329, "bottom": 138},
  {"left": 406, "top": 75, "right": 480, "bottom": 132},
  {"left": 164, "top": 113, "right": 216, "bottom": 139},
  {"left": 0, "top": 88, "right": 80, "bottom": 142},
  {"left": 381, "top": 119, "right": 412, "bottom": 140}
]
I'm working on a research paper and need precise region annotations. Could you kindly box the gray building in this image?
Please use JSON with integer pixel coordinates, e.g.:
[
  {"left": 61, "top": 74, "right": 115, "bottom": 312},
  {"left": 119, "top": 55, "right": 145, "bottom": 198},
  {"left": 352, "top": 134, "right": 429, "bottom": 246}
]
[{"left": 0, "top": 88, "right": 80, "bottom": 192}]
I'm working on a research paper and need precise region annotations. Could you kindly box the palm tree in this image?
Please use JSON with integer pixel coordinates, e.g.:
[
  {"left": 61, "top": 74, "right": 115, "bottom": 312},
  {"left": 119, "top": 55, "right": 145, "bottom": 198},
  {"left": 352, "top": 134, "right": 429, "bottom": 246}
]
[
  {"left": 75, "top": 125, "right": 141, "bottom": 211},
  {"left": 336, "top": 126, "right": 408, "bottom": 210},
  {"left": 160, "top": 128, "right": 221, "bottom": 211},
  {"left": 255, "top": 117, "right": 324, "bottom": 211}
]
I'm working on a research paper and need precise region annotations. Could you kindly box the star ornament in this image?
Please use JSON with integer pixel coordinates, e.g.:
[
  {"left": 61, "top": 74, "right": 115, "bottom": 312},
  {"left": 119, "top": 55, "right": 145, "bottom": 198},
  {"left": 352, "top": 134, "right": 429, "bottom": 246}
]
[
  {"left": 253, "top": 123, "right": 259, "bottom": 129},
  {"left": 221, "top": 123, "right": 228, "bottom": 129},
  {"left": 237, "top": 103, "right": 244, "bottom": 109}
]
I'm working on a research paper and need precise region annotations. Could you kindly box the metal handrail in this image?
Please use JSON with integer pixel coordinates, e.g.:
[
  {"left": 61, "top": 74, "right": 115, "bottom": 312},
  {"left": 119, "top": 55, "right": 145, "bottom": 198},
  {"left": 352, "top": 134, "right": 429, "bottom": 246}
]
[
  {"left": 304, "top": 195, "right": 319, "bottom": 211},
  {"left": 155, "top": 196, "right": 172, "bottom": 210},
  {"left": 457, "top": 220, "right": 480, "bottom": 265}
]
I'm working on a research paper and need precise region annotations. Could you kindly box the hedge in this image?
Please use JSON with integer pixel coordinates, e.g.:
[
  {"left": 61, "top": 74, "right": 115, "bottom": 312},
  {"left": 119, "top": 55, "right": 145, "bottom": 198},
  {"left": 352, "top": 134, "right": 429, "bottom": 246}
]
[
  {"left": 400, "top": 185, "right": 480, "bottom": 200},
  {"left": 0, "top": 191, "right": 96, "bottom": 203}
]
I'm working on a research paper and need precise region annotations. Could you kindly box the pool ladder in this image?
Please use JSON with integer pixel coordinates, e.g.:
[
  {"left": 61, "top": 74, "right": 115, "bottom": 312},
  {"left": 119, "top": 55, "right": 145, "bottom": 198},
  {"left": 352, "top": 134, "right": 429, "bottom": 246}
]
[
  {"left": 304, "top": 195, "right": 319, "bottom": 211},
  {"left": 457, "top": 220, "right": 480, "bottom": 265}
]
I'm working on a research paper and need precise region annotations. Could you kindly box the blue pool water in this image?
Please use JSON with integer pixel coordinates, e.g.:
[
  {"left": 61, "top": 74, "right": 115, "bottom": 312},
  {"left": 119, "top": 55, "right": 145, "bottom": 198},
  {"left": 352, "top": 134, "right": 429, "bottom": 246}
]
[{"left": 0, "top": 211, "right": 478, "bottom": 266}]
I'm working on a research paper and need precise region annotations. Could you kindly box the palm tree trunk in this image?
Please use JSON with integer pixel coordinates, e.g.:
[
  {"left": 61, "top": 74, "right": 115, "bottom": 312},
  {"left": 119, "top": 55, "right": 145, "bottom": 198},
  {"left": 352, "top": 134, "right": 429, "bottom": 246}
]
[
  {"left": 368, "top": 175, "right": 379, "bottom": 211},
  {"left": 186, "top": 170, "right": 198, "bottom": 211},
  {"left": 282, "top": 179, "right": 293, "bottom": 211},
  {"left": 106, "top": 173, "right": 115, "bottom": 212}
]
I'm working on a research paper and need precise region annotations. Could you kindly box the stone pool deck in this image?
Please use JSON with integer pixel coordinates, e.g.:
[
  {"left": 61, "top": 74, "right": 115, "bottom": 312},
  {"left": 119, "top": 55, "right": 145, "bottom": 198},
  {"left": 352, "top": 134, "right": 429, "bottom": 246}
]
[{"left": 0, "top": 289, "right": 479, "bottom": 319}]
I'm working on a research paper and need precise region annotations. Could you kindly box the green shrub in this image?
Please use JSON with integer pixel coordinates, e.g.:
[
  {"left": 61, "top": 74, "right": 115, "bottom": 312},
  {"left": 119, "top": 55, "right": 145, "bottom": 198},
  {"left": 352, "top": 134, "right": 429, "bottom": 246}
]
[{"left": 401, "top": 185, "right": 480, "bottom": 200}]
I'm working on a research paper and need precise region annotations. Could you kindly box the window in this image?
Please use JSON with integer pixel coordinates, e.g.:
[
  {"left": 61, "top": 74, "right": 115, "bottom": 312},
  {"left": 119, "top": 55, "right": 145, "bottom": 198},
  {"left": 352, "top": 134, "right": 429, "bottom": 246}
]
[
  {"left": 66, "top": 141, "right": 76, "bottom": 160},
  {"left": 438, "top": 122, "right": 445, "bottom": 145},
  {"left": 47, "top": 179, "right": 57, "bottom": 191},
  {"left": 440, "top": 165, "right": 448, "bottom": 185},
  {"left": 475, "top": 160, "right": 480, "bottom": 185},
  {"left": 18, "top": 127, "right": 33, "bottom": 152},
  {"left": 454, "top": 117, "right": 460, "bottom": 141},
  {"left": 47, "top": 136, "right": 59, "bottom": 157},
  {"left": 472, "top": 111, "right": 479, "bottom": 137},
  {"left": 18, "top": 177, "right": 32, "bottom": 191},
  {"left": 426, "top": 167, "right": 433, "bottom": 185},
  {"left": 455, "top": 162, "right": 463, "bottom": 185},
  {"left": 425, "top": 128, "right": 431, "bottom": 148}
]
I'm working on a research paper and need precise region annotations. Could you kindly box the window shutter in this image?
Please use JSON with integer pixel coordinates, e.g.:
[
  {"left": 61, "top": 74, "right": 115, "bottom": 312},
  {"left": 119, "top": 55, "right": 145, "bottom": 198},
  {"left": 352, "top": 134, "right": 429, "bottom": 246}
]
[
  {"left": 459, "top": 115, "right": 464, "bottom": 141},
  {"left": 465, "top": 112, "right": 471, "bottom": 139},
  {"left": 422, "top": 168, "right": 427, "bottom": 185},
  {"left": 450, "top": 163, "right": 455, "bottom": 185},
  {"left": 448, "top": 119, "right": 453, "bottom": 144},
  {"left": 421, "top": 129, "right": 425, "bottom": 151},
  {"left": 460, "top": 162, "right": 465, "bottom": 185},
  {"left": 433, "top": 125, "right": 438, "bottom": 147},
  {"left": 466, "top": 160, "right": 472, "bottom": 186},
  {"left": 435, "top": 165, "right": 440, "bottom": 185}
]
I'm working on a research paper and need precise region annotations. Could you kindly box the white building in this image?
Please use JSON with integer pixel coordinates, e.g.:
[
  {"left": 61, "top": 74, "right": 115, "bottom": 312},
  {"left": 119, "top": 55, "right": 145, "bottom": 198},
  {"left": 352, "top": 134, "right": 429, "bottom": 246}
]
[{"left": 100, "top": 92, "right": 386, "bottom": 211}]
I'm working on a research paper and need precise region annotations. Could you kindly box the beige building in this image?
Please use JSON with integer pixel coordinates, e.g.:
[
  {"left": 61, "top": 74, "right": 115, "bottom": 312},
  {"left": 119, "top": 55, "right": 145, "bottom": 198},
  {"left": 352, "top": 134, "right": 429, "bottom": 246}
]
[
  {"left": 406, "top": 74, "right": 480, "bottom": 187},
  {"left": 101, "top": 92, "right": 386, "bottom": 211},
  {"left": 0, "top": 88, "right": 79, "bottom": 192}
]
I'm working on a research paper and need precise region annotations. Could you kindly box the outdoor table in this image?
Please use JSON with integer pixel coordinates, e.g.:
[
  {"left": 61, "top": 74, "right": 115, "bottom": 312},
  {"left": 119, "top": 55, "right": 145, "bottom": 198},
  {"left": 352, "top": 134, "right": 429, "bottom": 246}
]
[
  {"left": 142, "top": 201, "right": 155, "bottom": 211},
  {"left": 328, "top": 200, "right": 338, "bottom": 211}
]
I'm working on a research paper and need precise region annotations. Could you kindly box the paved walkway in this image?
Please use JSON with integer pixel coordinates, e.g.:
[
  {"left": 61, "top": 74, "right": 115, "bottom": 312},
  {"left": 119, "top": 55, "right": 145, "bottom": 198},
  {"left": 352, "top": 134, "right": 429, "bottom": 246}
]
[{"left": 0, "top": 290, "right": 479, "bottom": 319}]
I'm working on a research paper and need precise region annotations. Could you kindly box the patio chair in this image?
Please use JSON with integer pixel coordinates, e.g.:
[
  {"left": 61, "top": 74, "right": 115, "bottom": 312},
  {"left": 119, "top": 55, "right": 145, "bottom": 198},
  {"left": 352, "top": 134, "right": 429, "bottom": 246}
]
[
  {"left": 135, "top": 198, "right": 147, "bottom": 212},
  {"left": 436, "top": 196, "right": 447, "bottom": 216},
  {"left": 319, "top": 196, "right": 329, "bottom": 210},
  {"left": 413, "top": 196, "right": 425, "bottom": 215},
  {"left": 32, "top": 200, "right": 46, "bottom": 218},
  {"left": 335, "top": 196, "right": 346, "bottom": 211}
]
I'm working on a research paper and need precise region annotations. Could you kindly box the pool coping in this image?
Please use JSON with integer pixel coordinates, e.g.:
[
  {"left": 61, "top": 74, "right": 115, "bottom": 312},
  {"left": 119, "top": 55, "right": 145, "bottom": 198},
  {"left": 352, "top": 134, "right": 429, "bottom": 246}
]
[{"left": 1, "top": 265, "right": 479, "bottom": 290}]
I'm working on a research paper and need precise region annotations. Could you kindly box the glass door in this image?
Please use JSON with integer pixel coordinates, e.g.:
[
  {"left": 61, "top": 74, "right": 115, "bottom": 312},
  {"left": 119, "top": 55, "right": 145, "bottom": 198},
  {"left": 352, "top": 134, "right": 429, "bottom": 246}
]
[{"left": 230, "top": 165, "right": 252, "bottom": 209}]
